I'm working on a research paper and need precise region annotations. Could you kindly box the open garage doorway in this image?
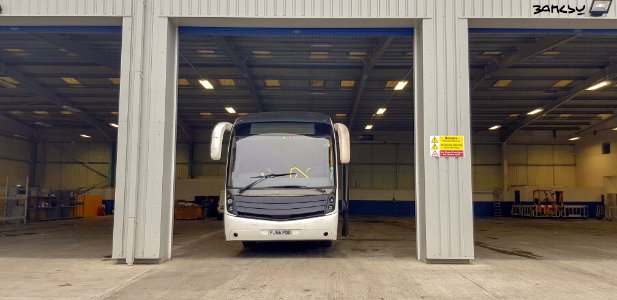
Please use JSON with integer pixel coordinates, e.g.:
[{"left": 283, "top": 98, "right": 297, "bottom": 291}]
[
  {"left": 0, "top": 27, "right": 122, "bottom": 259},
  {"left": 468, "top": 29, "right": 617, "bottom": 261},
  {"left": 171, "top": 27, "right": 416, "bottom": 258}
]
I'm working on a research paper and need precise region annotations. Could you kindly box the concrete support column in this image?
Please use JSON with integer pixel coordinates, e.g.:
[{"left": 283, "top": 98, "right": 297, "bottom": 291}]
[
  {"left": 112, "top": 1, "right": 179, "bottom": 264},
  {"left": 414, "top": 0, "right": 474, "bottom": 262}
]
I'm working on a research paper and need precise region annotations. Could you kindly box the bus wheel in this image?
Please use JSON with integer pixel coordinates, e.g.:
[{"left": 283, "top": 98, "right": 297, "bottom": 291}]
[
  {"left": 242, "top": 241, "right": 257, "bottom": 248},
  {"left": 319, "top": 240, "right": 332, "bottom": 248}
]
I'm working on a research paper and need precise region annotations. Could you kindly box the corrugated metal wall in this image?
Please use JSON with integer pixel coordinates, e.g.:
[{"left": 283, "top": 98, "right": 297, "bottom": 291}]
[
  {"left": 507, "top": 144, "right": 576, "bottom": 187},
  {"left": 0, "top": 0, "right": 132, "bottom": 16},
  {"left": 160, "top": 0, "right": 430, "bottom": 18},
  {"left": 3, "top": 0, "right": 616, "bottom": 19},
  {"left": 0, "top": 136, "right": 31, "bottom": 186},
  {"left": 40, "top": 142, "right": 110, "bottom": 189},
  {"left": 461, "top": 0, "right": 617, "bottom": 19},
  {"left": 0, "top": 0, "right": 133, "bottom": 16}
]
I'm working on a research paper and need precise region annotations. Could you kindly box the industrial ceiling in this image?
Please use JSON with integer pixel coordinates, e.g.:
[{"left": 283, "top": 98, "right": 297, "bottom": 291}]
[{"left": 0, "top": 29, "right": 615, "bottom": 141}]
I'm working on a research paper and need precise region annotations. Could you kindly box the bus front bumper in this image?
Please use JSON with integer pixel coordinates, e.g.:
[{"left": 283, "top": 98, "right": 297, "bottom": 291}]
[{"left": 224, "top": 213, "right": 338, "bottom": 241}]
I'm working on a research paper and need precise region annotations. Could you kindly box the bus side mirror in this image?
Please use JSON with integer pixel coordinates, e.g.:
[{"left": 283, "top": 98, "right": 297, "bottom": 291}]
[
  {"left": 210, "top": 122, "right": 233, "bottom": 160},
  {"left": 334, "top": 123, "right": 350, "bottom": 164}
]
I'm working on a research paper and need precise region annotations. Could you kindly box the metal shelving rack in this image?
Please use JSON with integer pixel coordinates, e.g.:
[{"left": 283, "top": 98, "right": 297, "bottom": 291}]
[
  {"left": 1, "top": 177, "right": 29, "bottom": 224},
  {"left": 27, "top": 189, "right": 84, "bottom": 221}
]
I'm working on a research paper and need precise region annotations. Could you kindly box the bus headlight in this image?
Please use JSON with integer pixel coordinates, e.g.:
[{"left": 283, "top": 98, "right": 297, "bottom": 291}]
[
  {"left": 326, "top": 197, "right": 336, "bottom": 213},
  {"left": 226, "top": 196, "right": 236, "bottom": 214}
]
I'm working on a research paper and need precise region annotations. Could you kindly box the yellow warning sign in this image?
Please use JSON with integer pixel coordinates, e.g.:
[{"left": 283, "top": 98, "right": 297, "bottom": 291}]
[
  {"left": 439, "top": 136, "right": 464, "bottom": 151},
  {"left": 430, "top": 135, "right": 465, "bottom": 158}
]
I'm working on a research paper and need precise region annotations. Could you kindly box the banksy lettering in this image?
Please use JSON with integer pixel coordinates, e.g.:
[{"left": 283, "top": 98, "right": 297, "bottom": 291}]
[{"left": 533, "top": 4, "right": 586, "bottom": 15}]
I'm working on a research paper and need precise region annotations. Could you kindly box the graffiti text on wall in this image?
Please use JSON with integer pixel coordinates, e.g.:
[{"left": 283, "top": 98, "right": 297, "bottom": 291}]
[{"left": 533, "top": 4, "right": 586, "bottom": 15}]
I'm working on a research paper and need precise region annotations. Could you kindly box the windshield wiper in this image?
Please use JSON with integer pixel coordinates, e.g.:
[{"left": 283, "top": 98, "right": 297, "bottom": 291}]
[
  {"left": 238, "top": 173, "right": 296, "bottom": 195},
  {"left": 267, "top": 185, "right": 327, "bottom": 194}
]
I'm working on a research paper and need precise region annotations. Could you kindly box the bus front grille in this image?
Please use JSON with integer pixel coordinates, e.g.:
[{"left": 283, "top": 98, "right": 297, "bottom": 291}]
[{"left": 234, "top": 195, "right": 328, "bottom": 221}]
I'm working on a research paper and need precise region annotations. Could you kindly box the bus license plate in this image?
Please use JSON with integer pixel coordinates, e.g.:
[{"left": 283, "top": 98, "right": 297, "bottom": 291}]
[{"left": 269, "top": 229, "right": 292, "bottom": 236}]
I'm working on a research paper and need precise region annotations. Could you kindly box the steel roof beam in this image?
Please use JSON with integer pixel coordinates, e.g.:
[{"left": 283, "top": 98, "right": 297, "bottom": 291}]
[
  {"left": 504, "top": 63, "right": 617, "bottom": 142},
  {"left": 30, "top": 33, "right": 120, "bottom": 70},
  {"left": 211, "top": 36, "right": 264, "bottom": 112},
  {"left": 347, "top": 36, "right": 395, "bottom": 128},
  {"left": 0, "top": 114, "right": 39, "bottom": 139},
  {"left": 28, "top": 33, "right": 195, "bottom": 140},
  {"left": 574, "top": 113, "right": 617, "bottom": 136},
  {"left": 0, "top": 58, "right": 114, "bottom": 141},
  {"left": 471, "top": 35, "right": 579, "bottom": 91}
]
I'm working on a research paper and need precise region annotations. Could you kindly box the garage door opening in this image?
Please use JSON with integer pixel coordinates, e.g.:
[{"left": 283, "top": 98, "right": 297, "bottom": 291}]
[
  {"left": 0, "top": 27, "right": 122, "bottom": 259},
  {"left": 171, "top": 28, "right": 416, "bottom": 258},
  {"left": 468, "top": 29, "right": 617, "bottom": 260}
]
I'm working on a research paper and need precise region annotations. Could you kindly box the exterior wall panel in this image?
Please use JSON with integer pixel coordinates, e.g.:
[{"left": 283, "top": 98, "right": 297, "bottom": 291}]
[
  {"left": 0, "top": 0, "right": 131, "bottom": 16},
  {"left": 160, "top": 0, "right": 428, "bottom": 18}
]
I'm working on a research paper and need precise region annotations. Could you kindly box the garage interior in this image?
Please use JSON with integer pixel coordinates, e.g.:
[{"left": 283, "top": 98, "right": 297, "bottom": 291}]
[{"left": 2, "top": 25, "right": 617, "bottom": 299}]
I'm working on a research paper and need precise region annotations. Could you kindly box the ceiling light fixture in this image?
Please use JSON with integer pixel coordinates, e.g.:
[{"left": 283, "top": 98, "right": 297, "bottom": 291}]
[
  {"left": 340, "top": 80, "right": 355, "bottom": 88},
  {"left": 493, "top": 80, "right": 512, "bottom": 88},
  {"left": 33, "top": 111, "right": 49, "bottom": 115},
  {"left": 489, "top": 125, "right": 502, "bottom": 130},
  {"left": 61, "top": 77, "right": 81, "bottom": 85},
  {"left": 310, "top": 80, "right": 325, "bottom": 88},
  {"left": 61, "top": 105, "right": 81, "bottom": 113},
  {"left": 199, "top": 79, "right": 214, "bottom": 90},
  {"left": 0, "top": 76, "right": 18, "bottom": 88},
  {"left": 109, "top": 123, "right": 119, "bottom": 128},
  {"left": 612, "top": 127, "right": 617, "bottom": 131},
  {"left": 586, "top": 80, "right": 611, "bottom": 91},
  {"left": 365, "top": 124, "right": 373, "bottom": 130},
  {"left": 394, "top": 81, "right": 408, "bottom": 91},
  {"left": 553, "top": 80, "right": 573, "bottom": 88},
  {"left": 335, "top": 113, "right": 347, "bottom": 118},
  {"left": 481, "top": 51, "right": 502, "bottom": 56},
  {"left": 527, "top": 108, "right": 544, "bottom": 115},
  {"left": 225, "top": 107, "right": 236, "bottom": 114},
  {"left": 60, "top": 111, "right": 73, "bottom": 115},
  {"left": 376, "top": 108, "right": 387, "bottom": 115},
  {"left": 252, "top": 50, "right": 272, "bottom": 56},
  {"left": 568, "top": 137, "right": 580, "bottom": 141},
  {"left": 310, "top": 51, "right": 328, "bottom": 59},
  {"left": 218, "top": 79, "right": 236, "bottom": 87},
  {"left": 264, "top": 79, "right": 281, "bottom": 87},
  {"left": 34, "top": 121, "right": 51, "bottom": 127},
  {"left": 310, "top": 43, "right": 332, "bottom": 48},
  {"left": 80, "top": 134, "right": 92, "bottom": 139}
]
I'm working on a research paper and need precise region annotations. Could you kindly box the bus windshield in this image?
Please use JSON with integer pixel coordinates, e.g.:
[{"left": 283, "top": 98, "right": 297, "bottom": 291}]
[{"left": 229, "top": 123, "right": 335, "bottom": 189}]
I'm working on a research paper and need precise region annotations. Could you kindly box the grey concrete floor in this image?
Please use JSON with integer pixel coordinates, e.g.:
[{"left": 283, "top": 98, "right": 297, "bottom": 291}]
[{"left": 1, "top": 216, "right": 617, "bottom": 299}]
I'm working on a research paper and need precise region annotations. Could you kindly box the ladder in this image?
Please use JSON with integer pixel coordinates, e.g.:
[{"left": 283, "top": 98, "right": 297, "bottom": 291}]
[{"left": 493, "top": 201, "right": 502, "bottom": 217}]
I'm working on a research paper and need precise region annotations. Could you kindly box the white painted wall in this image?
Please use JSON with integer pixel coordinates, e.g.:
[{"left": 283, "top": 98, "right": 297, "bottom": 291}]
[{"left": 575, "top": 129, "right": 617, "bottom": 188}]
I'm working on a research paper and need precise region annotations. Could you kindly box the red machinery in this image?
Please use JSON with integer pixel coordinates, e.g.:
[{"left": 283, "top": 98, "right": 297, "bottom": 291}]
[{"left": 532, "top": 190, "right": 564, "bottom": 217}]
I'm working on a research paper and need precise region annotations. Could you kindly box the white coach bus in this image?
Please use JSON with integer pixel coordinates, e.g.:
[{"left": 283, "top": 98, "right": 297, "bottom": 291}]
[{"left": 210, "top": 112, "right": 350, "bottom": 247}]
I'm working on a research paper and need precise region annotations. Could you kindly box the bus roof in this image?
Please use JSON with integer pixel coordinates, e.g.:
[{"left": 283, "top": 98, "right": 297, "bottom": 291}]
[{"left": 234, "top": 111, "right": 332, "bottom": 125}]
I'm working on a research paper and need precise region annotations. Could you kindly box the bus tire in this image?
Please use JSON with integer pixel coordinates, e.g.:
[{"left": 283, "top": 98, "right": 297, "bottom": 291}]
[
  {"left": 319, "top": 240, "right": 332, "bottom": 248},
  {"left": 242, "top": 241, "right": 257, "bottom": 248}
]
